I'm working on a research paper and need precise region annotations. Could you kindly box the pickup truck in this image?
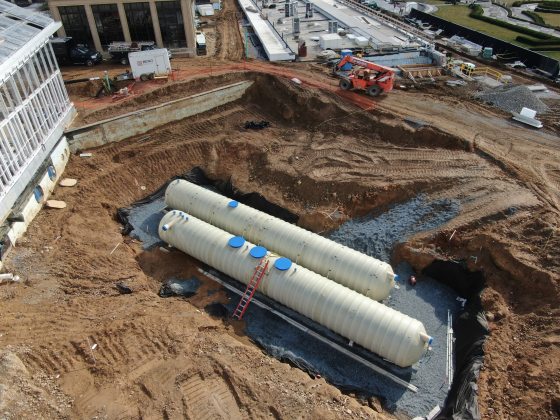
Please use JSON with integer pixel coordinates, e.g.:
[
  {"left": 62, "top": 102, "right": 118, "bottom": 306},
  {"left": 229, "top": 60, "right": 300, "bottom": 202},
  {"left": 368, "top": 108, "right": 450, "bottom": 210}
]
[{"left": 50, "top": 37, "right": 103, "bottom": 66}]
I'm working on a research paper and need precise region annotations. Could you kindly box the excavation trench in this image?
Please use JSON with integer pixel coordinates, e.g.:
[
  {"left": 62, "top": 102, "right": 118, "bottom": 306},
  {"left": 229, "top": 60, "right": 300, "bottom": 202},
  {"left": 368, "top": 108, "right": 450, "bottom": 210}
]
[
  {"left": 118, "top": 167, "right": 486, "bottom": 419},
  {"left": 63, "top": 74, "right": 525, "bottom": 419}
]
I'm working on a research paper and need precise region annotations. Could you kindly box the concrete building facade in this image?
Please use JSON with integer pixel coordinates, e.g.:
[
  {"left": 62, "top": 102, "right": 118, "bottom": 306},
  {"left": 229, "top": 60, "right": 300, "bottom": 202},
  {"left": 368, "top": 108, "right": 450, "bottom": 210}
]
[{"left": 48, "top": 0, "right": 196, "bottom": 55}]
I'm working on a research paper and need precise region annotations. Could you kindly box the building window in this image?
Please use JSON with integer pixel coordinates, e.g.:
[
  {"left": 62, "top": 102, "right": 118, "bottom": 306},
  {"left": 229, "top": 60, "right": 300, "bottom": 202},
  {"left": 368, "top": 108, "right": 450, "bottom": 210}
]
[
  {"left": 156, "top": 1, "right": 186, "bottom": 48},
  {"left": 92, "top": 4, "right": 125, "bottom": 49},
  {"left": 58, "top": 6, "right": 93, "bottom": 47},
  {"left": 124, "top": 2, "right": 155, "bottom": 42}
]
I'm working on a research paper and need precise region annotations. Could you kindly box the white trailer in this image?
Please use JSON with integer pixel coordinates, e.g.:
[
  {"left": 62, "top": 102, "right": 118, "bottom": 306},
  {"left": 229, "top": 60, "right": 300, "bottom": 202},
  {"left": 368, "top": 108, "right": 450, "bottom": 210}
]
[{"left": 128, "top": 49, "right": 171, "bottom": 79}]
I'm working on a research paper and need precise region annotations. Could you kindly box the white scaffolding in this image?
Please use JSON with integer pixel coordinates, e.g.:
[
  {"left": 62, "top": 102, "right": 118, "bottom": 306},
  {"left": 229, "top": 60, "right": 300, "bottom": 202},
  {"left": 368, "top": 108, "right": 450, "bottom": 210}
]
[{"left": 0, "top": 0, "right": 72, "bottom": 218}]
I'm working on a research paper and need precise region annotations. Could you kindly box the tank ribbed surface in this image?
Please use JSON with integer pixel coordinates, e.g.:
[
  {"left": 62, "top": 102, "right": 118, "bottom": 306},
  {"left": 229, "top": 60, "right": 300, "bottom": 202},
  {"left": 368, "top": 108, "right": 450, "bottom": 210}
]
[
  {"left": 159, "top": 210, "right": 428, "bottom": 367},
  {"left": 165, "top": 180, "right": 395, "bottom": 301}
]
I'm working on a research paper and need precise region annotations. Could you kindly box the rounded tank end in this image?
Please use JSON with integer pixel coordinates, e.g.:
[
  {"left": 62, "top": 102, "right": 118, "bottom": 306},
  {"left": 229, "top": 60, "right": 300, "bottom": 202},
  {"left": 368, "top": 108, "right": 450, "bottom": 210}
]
[
  {"left": 228, "top": 200, "right": 239, "bottom": 208},
  {"left": 420, "top": 332, "right": 433, "bottom": 346},
  {"left": 250, "top": 245, "right": 267, "bottom": 258},
  {"left": 228, "top": 236, "right": 245, "bottom": 248},
  {"left": 274, "top": 257, "right": 292, "bottom": 271}
]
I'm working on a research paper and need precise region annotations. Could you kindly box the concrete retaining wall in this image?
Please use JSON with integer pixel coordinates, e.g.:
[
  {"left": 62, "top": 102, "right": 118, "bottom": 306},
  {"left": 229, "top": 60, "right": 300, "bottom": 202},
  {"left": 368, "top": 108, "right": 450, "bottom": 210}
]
[{"left": 66, "top": 80, "right": 254, "bottom": 152}]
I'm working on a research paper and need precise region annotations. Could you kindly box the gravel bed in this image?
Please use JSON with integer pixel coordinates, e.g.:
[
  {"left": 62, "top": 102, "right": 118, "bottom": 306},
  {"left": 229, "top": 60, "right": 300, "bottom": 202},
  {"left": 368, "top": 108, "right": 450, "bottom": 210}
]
[{"left": 476, "top": 85, "right": 549, "bottom": 114}]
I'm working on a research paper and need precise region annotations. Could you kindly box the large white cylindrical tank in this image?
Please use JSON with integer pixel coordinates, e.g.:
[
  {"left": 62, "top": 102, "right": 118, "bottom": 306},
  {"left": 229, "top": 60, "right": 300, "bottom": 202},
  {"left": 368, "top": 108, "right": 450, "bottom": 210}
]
[
  {"left": 159, "top": 210, "right": 430, "bottom": 367},
  {"left": 165, "top": 180, "right": 395, "bottom": 301}
]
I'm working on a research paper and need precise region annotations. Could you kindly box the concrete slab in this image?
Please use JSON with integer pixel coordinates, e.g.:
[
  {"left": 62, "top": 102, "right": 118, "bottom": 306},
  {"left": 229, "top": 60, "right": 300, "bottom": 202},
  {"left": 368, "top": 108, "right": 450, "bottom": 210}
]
[{"left": 238, "top": 0, "right": 296, "bottom": 61}]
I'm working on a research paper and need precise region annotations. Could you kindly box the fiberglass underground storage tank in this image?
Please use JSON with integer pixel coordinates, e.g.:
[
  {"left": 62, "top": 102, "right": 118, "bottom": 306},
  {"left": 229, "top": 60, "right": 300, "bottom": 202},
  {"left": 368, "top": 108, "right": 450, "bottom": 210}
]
[
  {"left": 159, "top": 210, "right": 431, "bottom": 367},
  {"left": 165, "top": 180, "right": 395, "bottom": 301}
]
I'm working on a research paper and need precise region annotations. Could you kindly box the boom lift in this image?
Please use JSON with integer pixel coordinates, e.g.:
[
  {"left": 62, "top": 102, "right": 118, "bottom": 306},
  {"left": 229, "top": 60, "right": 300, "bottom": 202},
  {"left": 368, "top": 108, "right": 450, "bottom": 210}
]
[{"left": 334, "top": 55, "right": 395, "bottom": 97}]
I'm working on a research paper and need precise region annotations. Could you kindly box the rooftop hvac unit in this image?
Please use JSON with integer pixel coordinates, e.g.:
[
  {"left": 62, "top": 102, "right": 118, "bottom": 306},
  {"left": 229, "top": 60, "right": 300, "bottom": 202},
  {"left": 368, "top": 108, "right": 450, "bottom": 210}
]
[
  {"left": 293, "top": 17, "right": 300, "bottom": 34},
  {"left": 290, "top": 2, "right": 297, "bottom": 17},
  {"left": 305, "top": 1, "right": 314, "bottom": 18},
  {"left": 328, "top": 20, "right": 339, "bottom": 34}
]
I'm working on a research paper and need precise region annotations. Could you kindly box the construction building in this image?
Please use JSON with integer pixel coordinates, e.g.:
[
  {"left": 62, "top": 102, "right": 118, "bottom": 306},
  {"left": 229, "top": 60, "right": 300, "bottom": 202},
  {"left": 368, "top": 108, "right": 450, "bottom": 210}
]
[
  {"left": 0, "top": 0, "right": 75, "bottom": 240},
  {"left": 48, "top": 0, "right": 197, "bottom": 55}
]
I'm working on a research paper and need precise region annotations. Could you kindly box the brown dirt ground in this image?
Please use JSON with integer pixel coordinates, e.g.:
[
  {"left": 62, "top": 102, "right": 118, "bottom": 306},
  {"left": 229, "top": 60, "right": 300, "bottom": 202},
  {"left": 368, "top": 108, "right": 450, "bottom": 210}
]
[{"left": 2, "top": 1, "right": 560, "bottom": 418}]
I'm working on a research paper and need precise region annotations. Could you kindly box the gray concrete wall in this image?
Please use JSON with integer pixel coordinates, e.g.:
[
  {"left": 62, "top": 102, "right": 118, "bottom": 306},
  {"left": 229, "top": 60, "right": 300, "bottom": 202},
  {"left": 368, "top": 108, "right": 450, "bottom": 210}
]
[{"left": 66, "top": 81, "right": 253, "bottom": 152}]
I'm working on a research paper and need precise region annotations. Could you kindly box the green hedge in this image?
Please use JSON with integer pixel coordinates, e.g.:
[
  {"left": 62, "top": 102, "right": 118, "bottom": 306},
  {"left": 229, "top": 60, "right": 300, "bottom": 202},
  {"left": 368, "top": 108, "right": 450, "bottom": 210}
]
[
  {"left": 469, "top": 4, "right": 555, "bottom": 39},
  {"left": 522, "top": 9, "right": 547, "bottom": 23},
  {"left": 540, "top": 1, "right": 560, "bottom": 8},
  {"left": 531, "top": 46, "right": 560, "bottom": 50},
  {"left": 511, "top": 0, "right": 560, "bottom": 6},
  {"left": 535, "top": 6, "right": 560, "bottom": 12},
  {"left": 516, "top": 35, "right": 560, "bottom": 45},
  {"left": 511, "top": 0, "right": 538, "bottom": 6}
]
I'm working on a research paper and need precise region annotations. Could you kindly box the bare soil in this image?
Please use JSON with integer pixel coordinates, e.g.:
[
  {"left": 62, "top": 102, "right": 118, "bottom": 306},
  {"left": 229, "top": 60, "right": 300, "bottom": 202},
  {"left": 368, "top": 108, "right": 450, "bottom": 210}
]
[{"left": 1, "top": 1, "right": 559, "bottom": 418}]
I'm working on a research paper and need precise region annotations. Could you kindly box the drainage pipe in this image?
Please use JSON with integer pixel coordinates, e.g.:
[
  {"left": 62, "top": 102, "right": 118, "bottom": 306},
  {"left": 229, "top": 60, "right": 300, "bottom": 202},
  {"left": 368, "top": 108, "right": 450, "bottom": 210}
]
[
  {"left": 159, "top": 210, "right": 431, "bottom": 367},
  {"left": 165, "top": 180, "right": 395, "bottom": 301}
]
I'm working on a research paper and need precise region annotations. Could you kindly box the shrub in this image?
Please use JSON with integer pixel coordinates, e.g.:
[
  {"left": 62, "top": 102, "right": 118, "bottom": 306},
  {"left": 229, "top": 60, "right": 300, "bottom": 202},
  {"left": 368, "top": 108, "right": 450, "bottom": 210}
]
[
  {"left": 535, "top": 7, "right": 560, "bottom": 12},
  {"left": 541, "top": 1, "right": 560, "bottom": 8},
  {"left": 469, "top": 4, "right": 555, "bottom": 39},
  {"left": 516, "top": 35, "right": 560, "bottom": 45},
  {"left": 522, "top": 9, "right": 546, "bottom": 24}
]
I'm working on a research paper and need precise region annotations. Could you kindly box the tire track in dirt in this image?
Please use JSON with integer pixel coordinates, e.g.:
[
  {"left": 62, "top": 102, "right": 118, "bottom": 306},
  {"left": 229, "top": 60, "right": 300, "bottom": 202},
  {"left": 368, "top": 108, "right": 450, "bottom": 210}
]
[
  {"left": 215, "top": 0, "right": 244, "bottom": 61},
  {"left": 180, "top": 373, "right": 243, "bottom": 420}
]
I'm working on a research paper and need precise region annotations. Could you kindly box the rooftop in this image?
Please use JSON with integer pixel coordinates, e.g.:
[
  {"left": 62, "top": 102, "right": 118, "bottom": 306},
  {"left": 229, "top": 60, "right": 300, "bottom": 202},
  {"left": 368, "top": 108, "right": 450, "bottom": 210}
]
[{"left": 0, "top": 0, "right": 60, "bottom": 76}]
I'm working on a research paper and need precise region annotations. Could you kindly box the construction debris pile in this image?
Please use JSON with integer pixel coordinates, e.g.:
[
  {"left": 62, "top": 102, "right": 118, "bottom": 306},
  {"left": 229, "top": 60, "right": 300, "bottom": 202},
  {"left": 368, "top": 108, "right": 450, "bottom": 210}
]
[{"left": 476, "top": 85, "right": 549, "bottom": 114}]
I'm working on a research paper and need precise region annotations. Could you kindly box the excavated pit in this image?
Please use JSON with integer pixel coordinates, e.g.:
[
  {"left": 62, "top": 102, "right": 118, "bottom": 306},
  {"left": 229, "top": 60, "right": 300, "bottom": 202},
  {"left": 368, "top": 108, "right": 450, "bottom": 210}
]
[
  {"left": 104, "top": 74, "right": 538, "bottom": 418},
  {"left": 3, "top": 73, "right": 552, "bottom": 419}
]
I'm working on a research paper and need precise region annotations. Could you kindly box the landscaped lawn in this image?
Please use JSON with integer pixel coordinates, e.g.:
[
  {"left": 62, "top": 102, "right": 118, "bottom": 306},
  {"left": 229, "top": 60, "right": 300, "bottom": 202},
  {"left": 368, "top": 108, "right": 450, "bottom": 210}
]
[
  {"left": 537, "top": 11, "right": 560, "bottom": 26},
  {"left": 432, "top": 5, "right": 560, "bottom": 60},
  {"left": 538, "top": 50, "right": 560, "bottom": 59},
  {"left": 434, "top": 5, "right": 543, "bottom": 44}
]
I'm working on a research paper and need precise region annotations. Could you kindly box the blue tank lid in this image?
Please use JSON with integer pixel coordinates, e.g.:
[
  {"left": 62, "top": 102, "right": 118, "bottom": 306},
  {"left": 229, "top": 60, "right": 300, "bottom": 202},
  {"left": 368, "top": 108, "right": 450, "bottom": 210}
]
[
  {"left": 250, "top": 245, "right": 267, "bottom": 258},
  {"left": 228, "top": 236, "right": 245, "bottom": 248},
  {"left": 228, "top": 200, "right": 239, "bottom": 208},
  {"left": 274, "top": 257, "right": 292, "bottom": 271}
]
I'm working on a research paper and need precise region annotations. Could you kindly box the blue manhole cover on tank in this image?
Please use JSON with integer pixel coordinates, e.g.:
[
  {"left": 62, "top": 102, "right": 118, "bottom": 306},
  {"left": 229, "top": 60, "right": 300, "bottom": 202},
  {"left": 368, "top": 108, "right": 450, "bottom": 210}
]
[
  {"left": 250, "top": 246, "right": 267, "bottom": 258},
  {"left": 228, "top": 236, "right": 245, "bottom": 248},
  {"left": 274, "top": 257, "right": 292, "bottom": 271},
  {"left": 228, "top": 200, "right": 239, "bottom": 208}
]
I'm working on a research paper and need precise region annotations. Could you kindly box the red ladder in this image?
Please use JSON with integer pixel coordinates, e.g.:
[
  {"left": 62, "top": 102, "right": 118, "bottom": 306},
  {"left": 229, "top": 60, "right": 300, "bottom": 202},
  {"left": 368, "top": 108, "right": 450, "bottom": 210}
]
[{"left": 232, "top": 259, "right": 269, "bottom": 320}]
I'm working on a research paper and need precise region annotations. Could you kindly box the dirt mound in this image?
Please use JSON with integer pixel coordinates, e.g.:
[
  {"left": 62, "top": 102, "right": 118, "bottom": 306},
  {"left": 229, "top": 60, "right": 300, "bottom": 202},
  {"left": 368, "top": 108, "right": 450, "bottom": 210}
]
[{"left": 64, "top": 80, "right": 103, "bottom": 98}]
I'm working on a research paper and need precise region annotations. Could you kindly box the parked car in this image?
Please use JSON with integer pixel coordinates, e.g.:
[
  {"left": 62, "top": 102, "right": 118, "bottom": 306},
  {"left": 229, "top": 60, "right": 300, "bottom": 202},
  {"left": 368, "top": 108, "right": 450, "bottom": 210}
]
[{"left": 50, "top": 37, "right": 103, "bottom": 66}]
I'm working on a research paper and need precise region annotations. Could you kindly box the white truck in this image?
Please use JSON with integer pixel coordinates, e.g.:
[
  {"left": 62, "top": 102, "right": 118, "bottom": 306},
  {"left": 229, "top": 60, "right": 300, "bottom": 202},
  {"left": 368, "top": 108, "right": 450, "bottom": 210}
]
[
  {"left": 128, "top": 49, "right": 171, "bottom": 80},
  {"left": 196, "top": 31, "right": 207, "bottom": 56}
]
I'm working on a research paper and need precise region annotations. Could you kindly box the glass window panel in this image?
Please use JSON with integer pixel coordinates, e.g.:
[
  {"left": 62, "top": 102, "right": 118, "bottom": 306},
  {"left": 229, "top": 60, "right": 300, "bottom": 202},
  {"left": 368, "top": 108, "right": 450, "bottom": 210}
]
[
  {"left": 92, "top": 4, "right": 125, "bottom": 49},
  {"left": 124, "top": 2, "right": 155, "bottom": 42},
  {"left": 156, "top": 1, "right": 186, "bottom": 48},
  {"left": 58, "top": 6, "right": 94, "bottom": 47}
]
